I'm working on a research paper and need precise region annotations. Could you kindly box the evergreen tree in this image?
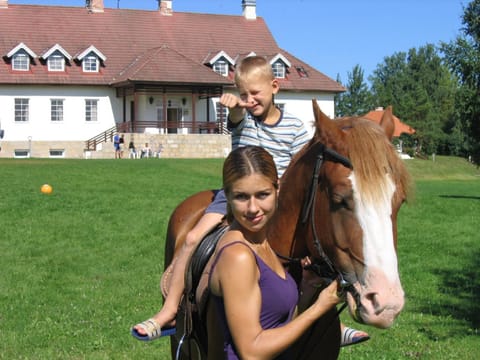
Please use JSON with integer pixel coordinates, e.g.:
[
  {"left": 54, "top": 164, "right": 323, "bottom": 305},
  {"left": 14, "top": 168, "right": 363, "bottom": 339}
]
[
  {"left": 370, "top": 44, "right": 456, "bottom": 155},
  {"left": 335, "top": 65, "right": 374, "bottom": 117}
]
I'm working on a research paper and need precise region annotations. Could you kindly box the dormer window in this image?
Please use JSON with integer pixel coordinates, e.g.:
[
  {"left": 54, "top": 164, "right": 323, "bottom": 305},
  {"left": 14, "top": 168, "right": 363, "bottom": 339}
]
[
  {"left": 83, "top": 53, "right": 99, "bottom": 72},
  {"left": 213, "top": 60, "right": 229, "bottom": 76},
  {"left": 76, "top": 45, "right": 106, "bottom": 74},
  {"left": 272, "top": 60, "right": 286, "bottom": 78},
  {"left": 270, "top": 53, "right": 291, "bottom": 79},
  {"left": 7, "top": 43, "right": 37, "bottom": 72},
  {"left": 206, "top": 51, "right": 234, "bottom": 77},
  {"left": 12, "top": 51, "right": 30, "bottom": 71},
  {"left": 48, "top": 52, "right": 65, "bottom": 71},
  {"left": 42, "top": 45, "right": 72, "bottom": 72}
]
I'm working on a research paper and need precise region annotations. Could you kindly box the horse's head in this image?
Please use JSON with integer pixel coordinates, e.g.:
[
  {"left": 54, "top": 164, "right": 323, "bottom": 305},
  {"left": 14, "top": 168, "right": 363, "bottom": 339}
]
[{"left": 274, "top": 100, "right": 411, "bottom": 329}]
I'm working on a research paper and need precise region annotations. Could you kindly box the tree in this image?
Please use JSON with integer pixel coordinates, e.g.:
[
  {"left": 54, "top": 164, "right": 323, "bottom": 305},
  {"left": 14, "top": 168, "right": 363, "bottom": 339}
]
[
  {"left": 370, "top": 44, "right": 456, "bottom": 155},
  {"left": 335, "top": 65, "right": 374, "bottom": 117},
  {"left": 441, "top": 0, "right": 480, "bottom": 162}
]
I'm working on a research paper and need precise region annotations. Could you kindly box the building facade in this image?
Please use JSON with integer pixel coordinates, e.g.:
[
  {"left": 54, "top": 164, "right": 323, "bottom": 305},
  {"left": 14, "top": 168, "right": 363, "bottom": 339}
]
[{"left": 0, "top": 0, "right": 344, "bottom": 158}]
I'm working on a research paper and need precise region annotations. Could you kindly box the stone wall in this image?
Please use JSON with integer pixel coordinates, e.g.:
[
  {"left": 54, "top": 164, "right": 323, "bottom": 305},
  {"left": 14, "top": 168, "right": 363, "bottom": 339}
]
[{"left": 0, "top": 134, "right": 232, "bottom": 159}]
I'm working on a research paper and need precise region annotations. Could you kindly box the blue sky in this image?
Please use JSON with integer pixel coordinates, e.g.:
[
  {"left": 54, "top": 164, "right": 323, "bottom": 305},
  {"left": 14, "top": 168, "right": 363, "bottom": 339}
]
[{"left": 10, "top": 0, "right": 466, "bottom": 82}]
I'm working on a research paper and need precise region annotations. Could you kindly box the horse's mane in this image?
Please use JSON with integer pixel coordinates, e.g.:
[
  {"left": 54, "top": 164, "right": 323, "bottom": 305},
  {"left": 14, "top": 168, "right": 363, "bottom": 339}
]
[
  {"left": 344, "top": 118, "right": 412, "bottom": 204},
  {"left": 288, "top": 117, "right": 412, "bottom": 204}
]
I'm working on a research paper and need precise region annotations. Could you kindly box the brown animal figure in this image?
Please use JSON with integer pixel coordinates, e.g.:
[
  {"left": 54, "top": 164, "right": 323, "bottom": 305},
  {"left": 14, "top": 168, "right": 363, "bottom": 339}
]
[{"left": 163, "top": 100, "right": 411, "bottom": 359}]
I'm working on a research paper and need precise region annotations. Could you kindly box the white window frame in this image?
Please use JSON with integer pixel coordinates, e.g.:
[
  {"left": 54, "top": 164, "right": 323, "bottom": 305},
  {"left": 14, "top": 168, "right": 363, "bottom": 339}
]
[
  {"left": 14, "top": 149, "right": 30, "bottom": 158},
  {"left": 15, "top": 98, "right": 29, "bottom": 122},
  {"left": 48, "top": 52, "right": 65, "bottom": 72},
  {"left": 213, "top": 60, "right": 229, "bottom": 77},
  {"left": 12, "top": 51, "right": 30, "bottom": 71},
  {"left": 49, "top": 149, "right": 65, "bottom": 158},
  {"left": 272, "top": 60, "right": 286, "bottom": 79},
  {"left": 85, "top": 99, "right": 98, "bottom": 121},
  {"left": 83, "top": 54, "right": 99, "bottom": 73},
  {"left": 51, "top": 99, "right": 64, "bottom": 122}
]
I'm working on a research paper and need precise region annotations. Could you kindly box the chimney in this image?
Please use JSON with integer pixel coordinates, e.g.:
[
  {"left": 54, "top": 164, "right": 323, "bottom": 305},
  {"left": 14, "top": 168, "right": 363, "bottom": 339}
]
[
  {"left": 86, "top": 0, "right": 104, "bottom": 13},
  {"left": 0, "top": 0, "right": 8, "bottom": 9},
  {"left": 242, "top": 0, "right": 256, "bottom": 20},
  {"left": 159, "top": 0, "right": 173, "bottom": 16}
]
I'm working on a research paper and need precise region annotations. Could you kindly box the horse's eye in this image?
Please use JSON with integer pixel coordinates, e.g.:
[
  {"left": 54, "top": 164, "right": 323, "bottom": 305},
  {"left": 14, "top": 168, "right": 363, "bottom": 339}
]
[{"left": 332, "top": 192, "right": 354, "bottom": 210}]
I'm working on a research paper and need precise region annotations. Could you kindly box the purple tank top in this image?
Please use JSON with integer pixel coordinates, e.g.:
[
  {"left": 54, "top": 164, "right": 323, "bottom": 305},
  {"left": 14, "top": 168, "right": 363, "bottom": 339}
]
[{"left": 209, "top": 241, "right": 298, "bottom": 360}]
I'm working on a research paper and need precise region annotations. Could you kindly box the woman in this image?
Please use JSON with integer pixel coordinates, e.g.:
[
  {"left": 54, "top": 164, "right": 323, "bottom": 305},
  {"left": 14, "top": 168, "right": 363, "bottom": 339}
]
[{"left": 208, "top": 146, "right": 340, "bottom": 359}]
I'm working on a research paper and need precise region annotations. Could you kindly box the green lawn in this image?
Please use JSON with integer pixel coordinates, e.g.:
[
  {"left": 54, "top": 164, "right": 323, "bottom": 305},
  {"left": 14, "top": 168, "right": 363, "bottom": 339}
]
[{"left": 0, "top": 156, "right": 479, "bottom": 359}]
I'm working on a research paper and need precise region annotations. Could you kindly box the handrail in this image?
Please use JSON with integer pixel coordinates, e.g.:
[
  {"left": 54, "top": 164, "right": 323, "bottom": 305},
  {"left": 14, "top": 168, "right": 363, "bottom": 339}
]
[
  {"left": 85, "top": 121, "right": 230, "bottom": 151},
  {"left": 85, "top": 126, "right": 117, "bottom": 151}
]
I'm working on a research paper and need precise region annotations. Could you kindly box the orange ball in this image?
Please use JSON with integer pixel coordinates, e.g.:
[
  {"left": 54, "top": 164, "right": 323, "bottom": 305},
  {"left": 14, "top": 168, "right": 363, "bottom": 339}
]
[{"left": 41, "top": 184, "right": 53, "bottom": 194}]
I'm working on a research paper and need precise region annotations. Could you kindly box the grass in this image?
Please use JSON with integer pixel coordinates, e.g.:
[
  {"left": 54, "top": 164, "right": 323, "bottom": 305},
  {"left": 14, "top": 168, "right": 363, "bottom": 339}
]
[{"left": 0, "top": 155, "right": 479, "bottom": 359}]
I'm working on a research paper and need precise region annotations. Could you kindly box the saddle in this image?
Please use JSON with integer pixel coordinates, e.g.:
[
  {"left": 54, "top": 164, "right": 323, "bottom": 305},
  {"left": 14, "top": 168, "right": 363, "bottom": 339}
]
[{"left": 178, "top": 224, "right": 229, "bottom": 357}]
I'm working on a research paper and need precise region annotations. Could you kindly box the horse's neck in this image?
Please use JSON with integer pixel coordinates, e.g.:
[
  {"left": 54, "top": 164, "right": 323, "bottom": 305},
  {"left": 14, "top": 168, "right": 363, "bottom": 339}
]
[{"left": 268, "top": 191, "right": 304, "bottom": 256}]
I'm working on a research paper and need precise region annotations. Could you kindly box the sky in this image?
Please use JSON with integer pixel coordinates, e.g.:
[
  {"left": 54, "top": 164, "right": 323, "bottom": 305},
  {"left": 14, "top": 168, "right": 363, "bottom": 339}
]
[{"left": 9, "top": 0, "right": 467, "bottom": 83}]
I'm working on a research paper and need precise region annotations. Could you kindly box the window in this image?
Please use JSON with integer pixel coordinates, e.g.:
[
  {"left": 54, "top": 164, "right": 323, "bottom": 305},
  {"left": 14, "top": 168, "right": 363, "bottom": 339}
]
[
  {"left": 272, "top": 61, "right": 286, "bottom": 78},
  {"left": 296, "top": 66, "right": 309, "bottom": 78},
  {"left": 48, "top": 52, "right": 65, "bottom": 71},
  {"left": 156, "top": 105, "right": 164, "bottom": 121},
  {"left": 213, "top": 60, "right": 229, "bottom": 77},
  {"left": 12, "top": 51, "right": 30, "bottom": 71},
  {"left": 51, "top": 99, "right": 64, "bottom": 121},
  {"left": 85, "top": 99, "right": 98, "bottom": 121},
  {"left": 216, "top": 101, "right": 228, "bottom": 124},
  {"left": 14, "top": 149, "right": 30, "bottom": 158},
  {"left": 15, "top": 98, "right": 29, "bottom": 122},
  {"left": 83, "top": 54, "right": 99, "bottom": 72},
  {"left": 49, "top": 149, "right": 65, "bottom": 158}
]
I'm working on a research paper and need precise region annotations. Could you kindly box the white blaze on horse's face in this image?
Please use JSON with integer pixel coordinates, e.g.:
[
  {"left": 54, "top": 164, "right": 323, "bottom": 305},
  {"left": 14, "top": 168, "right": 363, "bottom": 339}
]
[{"left": 348, "top": 171, "right": 405, "bottom": 328}]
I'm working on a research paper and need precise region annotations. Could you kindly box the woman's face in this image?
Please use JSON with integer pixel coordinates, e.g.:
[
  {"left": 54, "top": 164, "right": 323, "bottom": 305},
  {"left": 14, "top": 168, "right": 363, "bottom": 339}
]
[{"left": 228, "top": 173, "right": 278, "bottom": 233}]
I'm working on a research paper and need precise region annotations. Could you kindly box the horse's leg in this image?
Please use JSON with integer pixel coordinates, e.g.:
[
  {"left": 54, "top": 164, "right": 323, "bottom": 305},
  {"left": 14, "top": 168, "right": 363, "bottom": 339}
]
[{"left": 288, "top": 283, "right": 341, "bottom": 360}]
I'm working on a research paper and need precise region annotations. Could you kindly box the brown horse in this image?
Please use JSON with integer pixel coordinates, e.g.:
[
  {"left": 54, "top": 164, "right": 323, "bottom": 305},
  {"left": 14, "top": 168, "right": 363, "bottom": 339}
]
[{"left": 164, "top": 100, "right": 411, "bottom": 359}]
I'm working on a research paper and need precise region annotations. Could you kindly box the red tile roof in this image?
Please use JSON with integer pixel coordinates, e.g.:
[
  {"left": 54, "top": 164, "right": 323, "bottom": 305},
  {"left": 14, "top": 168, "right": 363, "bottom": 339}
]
[
  {"left": 363, "top": 109, "right": 416, "bottom": 137},
  {"left": 0, "top": 4, "right": 344, "bottom": 92}
]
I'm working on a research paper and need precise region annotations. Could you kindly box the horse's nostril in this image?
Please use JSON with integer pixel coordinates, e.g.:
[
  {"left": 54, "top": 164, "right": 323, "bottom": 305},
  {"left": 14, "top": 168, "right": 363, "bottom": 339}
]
[{"left": 365, "top": 292, "right": 385, "bottom": 315}]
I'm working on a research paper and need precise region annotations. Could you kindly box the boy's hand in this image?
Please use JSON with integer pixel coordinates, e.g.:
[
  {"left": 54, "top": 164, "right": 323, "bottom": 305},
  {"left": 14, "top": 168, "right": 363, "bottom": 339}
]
[{"left": 220, "top": 93, "right": 254, "bottom": 123}]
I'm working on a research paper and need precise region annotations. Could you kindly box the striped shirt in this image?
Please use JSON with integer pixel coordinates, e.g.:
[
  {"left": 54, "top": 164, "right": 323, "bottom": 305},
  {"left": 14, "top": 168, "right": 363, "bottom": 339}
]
[{"left": 229, "top": 110, "right": 311, "bottom": 177}]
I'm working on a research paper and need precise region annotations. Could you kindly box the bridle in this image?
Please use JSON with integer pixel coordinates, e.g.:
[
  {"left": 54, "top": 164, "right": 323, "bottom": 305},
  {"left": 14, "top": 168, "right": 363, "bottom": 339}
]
[{"left": 277, "top": 142, "right": 361, "bottom": 304}]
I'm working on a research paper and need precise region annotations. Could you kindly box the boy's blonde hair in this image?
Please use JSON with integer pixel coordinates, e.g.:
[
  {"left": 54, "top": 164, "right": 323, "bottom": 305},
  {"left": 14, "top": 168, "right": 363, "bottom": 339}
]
[{"left": 234, "top": 55, "right": 274, "bottom": 84}]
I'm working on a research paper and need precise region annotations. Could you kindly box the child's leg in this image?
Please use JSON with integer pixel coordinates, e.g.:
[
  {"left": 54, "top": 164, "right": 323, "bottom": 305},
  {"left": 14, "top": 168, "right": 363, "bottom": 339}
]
[{"left": 133, "top": 212, "right": 224, "bottom": 336}]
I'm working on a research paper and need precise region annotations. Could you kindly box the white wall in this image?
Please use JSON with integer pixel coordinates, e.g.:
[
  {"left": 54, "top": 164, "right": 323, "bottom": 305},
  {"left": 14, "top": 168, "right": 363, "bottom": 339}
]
[{"left": 0, "top": 85, "right": 121, "bottom": 142}]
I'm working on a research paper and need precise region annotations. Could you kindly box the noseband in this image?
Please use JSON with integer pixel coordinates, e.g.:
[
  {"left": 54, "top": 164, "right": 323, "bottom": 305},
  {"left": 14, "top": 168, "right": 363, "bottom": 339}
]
[{"left": 299, "top": 143, "right": 360, "bottom": 303}]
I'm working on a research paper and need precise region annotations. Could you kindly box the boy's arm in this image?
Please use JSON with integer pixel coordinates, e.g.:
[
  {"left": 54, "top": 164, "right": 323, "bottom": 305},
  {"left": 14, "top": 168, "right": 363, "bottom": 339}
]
[{"left": 220, "top": 93, "right": 250, "bottom": 128}]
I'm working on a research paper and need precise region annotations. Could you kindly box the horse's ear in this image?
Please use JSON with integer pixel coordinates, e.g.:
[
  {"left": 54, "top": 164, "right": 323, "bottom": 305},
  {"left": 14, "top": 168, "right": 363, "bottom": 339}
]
[
  {"left": 380, "top": 106, "right": 395, "bottom": 140},
  {"left": 312, "top": 99, "right": 342, "bottom": 143}
]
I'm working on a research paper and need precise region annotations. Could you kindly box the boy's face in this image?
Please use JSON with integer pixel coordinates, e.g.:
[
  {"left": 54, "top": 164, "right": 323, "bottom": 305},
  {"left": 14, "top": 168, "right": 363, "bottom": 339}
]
[{"left": 237, "top": 72, "right": 279, "bottom": 118}]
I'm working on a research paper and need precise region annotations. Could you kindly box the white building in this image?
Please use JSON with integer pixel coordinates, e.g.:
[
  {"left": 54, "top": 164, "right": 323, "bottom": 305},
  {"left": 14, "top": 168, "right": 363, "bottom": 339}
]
[{"left": 0, "top": 0, "right": 344, "bottom": 158}]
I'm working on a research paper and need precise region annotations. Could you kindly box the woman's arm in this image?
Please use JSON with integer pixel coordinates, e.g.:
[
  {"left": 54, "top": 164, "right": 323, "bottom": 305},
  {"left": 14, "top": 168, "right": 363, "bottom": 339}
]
[{"left": 212, "top": 242, "right": 340, "bottom": 360}]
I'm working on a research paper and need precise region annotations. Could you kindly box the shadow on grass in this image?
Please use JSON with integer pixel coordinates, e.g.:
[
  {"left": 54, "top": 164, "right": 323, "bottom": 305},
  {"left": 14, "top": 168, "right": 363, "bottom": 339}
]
[
  {"left": 439, "top": 195, "right": 480, "bottom": 201},
  {"left": 415, "top": 246, "right": 480, "bottom": 335}
]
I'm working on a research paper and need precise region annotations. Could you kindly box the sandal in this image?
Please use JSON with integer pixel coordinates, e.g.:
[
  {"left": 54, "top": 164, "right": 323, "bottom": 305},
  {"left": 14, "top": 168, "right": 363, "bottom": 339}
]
[
  {"left": 341, "top": 326, "right": 370, "bottom": 347},
  {"left": 131, "top": 318, "right": 176, "bottom": 341}
]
